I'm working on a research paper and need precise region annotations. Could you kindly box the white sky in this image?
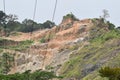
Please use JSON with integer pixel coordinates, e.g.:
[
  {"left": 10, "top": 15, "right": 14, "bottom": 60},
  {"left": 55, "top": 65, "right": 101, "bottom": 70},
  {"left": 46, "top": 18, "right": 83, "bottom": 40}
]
[{"left": 0, "top": 0, "right": 120, "bottom": 26}]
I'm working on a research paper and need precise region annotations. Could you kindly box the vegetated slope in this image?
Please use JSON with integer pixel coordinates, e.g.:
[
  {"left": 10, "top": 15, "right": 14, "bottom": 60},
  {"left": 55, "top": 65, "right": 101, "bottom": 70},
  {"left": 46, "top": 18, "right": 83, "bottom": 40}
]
[
  {"left": 0, "top": 14, "right": 120, "bottom": 80},
  {"left": 59, "top": 18, "right": 120, "bottom": 80}
]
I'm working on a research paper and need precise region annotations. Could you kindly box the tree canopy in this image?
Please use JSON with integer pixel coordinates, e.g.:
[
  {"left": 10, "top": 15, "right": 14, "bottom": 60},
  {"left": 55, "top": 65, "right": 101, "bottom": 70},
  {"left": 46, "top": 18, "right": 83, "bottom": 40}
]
[{"left": 0, "top": 10, "right": 56, "bottom": 35}]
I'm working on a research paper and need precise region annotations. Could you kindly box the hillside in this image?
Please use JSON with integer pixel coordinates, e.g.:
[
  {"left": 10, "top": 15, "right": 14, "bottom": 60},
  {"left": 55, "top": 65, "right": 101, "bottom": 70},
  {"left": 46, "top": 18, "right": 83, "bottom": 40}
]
[{"left": 0, "top": 14, "right": 120, "bottom": 80}]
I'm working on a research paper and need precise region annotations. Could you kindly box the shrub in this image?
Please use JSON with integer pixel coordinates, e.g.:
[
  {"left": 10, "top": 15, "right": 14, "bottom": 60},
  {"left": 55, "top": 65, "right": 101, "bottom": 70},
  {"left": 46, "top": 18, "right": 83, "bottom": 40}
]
[
  {"left": 40, "top": 37, "right": 46, "bottom": 43},
  {"left": 63, "top": 13, "right": 79, "bottom": 21},
  {"left": 107, "top": 21, "right": 115, "bottom": 30},
  {"left": 0, "top": 70, "right": 62, "bottom": 80},
  {"left": 99, "top": 67, "right": 120, "bottom": 80},
  {"left": 90, "top": 29, "right": 120, "bottom": 44}
]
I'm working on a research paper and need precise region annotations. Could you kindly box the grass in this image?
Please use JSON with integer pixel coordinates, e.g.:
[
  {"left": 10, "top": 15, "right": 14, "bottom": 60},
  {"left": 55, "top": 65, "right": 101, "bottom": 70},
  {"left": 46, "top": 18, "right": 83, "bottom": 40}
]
[
  {"left": 9, "top": 40, "right": 34, "bottom": 51},
  {"left": 60, "top": 41, "right": 120, "bottom": 79},
  {"left": 39, "top": 33, "right": 55, "bottom": 43},
  {"left": 0, "top": 49, "right": 3, "bottom": 53},
  {"left": 90, "top": 29, "right": 120, "bottom": 44},
  {"left": 39, "top": 37, "right": 46, "bottom": 43},
  {"left": 0, "top": 39, "right": 33, "bottom": 51},
  {"left": 60, "top": 28, "right": 120, "bottom": 80}
]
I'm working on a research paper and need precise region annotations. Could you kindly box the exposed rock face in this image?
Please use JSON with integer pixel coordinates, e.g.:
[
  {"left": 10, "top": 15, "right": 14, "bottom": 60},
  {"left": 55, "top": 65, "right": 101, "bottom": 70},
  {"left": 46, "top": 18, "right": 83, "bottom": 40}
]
[
  {"left": 0, "top": 17, "right": 93, "bottom": 74},
  {"left": 1, "top": 16, "right": 114, "bottom": 80}
]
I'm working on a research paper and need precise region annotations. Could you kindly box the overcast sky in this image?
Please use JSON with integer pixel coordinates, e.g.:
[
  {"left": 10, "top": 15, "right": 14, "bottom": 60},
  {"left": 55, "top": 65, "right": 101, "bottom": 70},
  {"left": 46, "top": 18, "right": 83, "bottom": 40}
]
[{"left": 0, "top": 0, "right": 120, "bottom": 26}]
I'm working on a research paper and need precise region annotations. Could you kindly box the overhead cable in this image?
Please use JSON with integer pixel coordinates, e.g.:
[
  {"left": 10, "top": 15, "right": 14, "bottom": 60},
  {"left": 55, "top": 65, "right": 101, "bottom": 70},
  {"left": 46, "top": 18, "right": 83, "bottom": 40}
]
[{"left": 52, "top": 0, "right": 58, "bottom": 22}]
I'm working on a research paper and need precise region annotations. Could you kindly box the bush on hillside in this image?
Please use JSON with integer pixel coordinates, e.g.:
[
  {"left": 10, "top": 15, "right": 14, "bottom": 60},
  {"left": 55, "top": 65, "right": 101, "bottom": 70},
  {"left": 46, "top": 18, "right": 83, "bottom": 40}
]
[
  {"left": 0, "top": 70, "right": 62, "bottom": 80},
  {"left": 40, "top": 37, "right": 46, "bottom": 43},
  {"left": 107, "top": 21, "right": 115, "bottom": 30},
  {"left": 99, "top": 67, "right": 120, "bottom": 80},
  {"left": 63, "top": 13, "right": 79, "bottom": 21}
]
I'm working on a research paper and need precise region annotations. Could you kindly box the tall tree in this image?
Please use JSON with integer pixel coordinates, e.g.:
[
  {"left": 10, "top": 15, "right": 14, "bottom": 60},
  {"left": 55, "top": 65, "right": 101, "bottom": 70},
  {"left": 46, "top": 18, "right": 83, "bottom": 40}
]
[
  {"left": 7, "top": 14, "right": 18, "bottom": 22},
  {"left": 102, "top": 9, "right": 110, "bottom": 21},
  {"left": 0, "top": 11, "right": 6, "bottom": 24},
  {"left": 43, "top": 20, "right": 55, "bottom": 29}
]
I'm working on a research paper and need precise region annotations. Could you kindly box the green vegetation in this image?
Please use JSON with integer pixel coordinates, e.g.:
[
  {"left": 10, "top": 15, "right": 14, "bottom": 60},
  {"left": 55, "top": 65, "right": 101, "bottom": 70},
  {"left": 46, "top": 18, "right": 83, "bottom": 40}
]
[
  {"left": 39, "top": 37, "right": 46, "bottom": 43},
  {"left": 1, "top": 10, "right": 120, "bottom": 80},
  {"left": 14, "top": 40, "right": 33, "bottom": 50},
  {"left": 61, "top": 38, "right": 120, "bottom": 79},
  {"left": 42, "top": 20, "right": 55, "bottom": 29},
  {"left": 60, "top": 19, "right": 120, "bottom": 80},
  {"left": 45, "top": 65, "right": 54, "bottom": 70},
  {"left": 63, "top": 13, "right": 79, "bottom": 21},
  {"left": 9, "top": 40, "right": 33, "bottom": 51},
  {"left": 10, "top": 31, "right": 21, "bottom": 36},
  {"left": 0, "top": 70, "right": 62, "bottom": 80},
  {"left": 0, "top": 52, "right": 14, "bottom": 74},
  {"left": 0, "top": 39, "right": 33, "bottom": 51},
  {"left": 39, "top": 33, "right": 55, "bottom": 43},
  {"left": 90, "top": 29, "right": 120, "bottom": 44},
  {"left": 107, "top": 21, "right": 115, "bottom": 30},
  {"left": 0, "top": 11, "right": 55, "bottom": 35},
  {"left": 90, "top": 18, "right": 120, "bottom": 44},
  {"left": 99, "top": 67, "right": 120, "bottom": 80}
]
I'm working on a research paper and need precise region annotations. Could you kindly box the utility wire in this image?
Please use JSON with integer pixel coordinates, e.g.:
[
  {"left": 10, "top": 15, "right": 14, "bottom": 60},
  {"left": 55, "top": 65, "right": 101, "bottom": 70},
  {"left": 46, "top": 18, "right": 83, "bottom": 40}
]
[
  {"left": 41, "top": 0, "right": 58, "bottom": 70},
  {"left": 42, "top": 0, "right": 58, "bottom": 70},
  {"left": 3, "top": 0, "right": 7, "bottom": 74},
  {"left": 3, "top": 0, "right": 6, "bottom": 36},
  {"left": 52, "top": 0, "right": 58, "bottom": 22},
  {"left": 33, "top": 0, "right": 37, "bottom": 21},
  {"left": 30, "top": 0, "right": 37, "bottom": 34},
  {"left": 3, "top": 0, "right": 6, "bottom": 13},
  {"left": 25, "top": 0, "right": 38, "bottom": 73}
]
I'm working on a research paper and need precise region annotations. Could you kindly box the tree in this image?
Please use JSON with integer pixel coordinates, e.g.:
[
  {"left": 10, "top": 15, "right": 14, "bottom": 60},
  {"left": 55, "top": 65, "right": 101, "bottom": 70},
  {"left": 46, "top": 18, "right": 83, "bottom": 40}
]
[
  {"left": 21, "top": 19, "right": 37, "bottom": 32},
  {"left": 0, "top": 11, "right": 9, "bottom": 36},
  {"left": 116, "top": 26, "right": 120, "bottom": 30},
  {"left": 107, "top": 21, "right": 115, "bottom": 30},
  {"left": 0, "top": 11, "right": 7, "bottom": 25},
  {"left": 63, "top": 13, "right": 79, "bottom": 21},
  {"left": 0, "top": 11, "right": 56, "bottom": 33},
  {"left": 102, "top": 9, "right": 110, "bottom": 21},
  {"left": 7, "top": 14, "right": 18, "bottom": 22},
  {"left": 6, "top": 21, "right": 22, "bottom": 32},
  {"left": 42, "top": 20, "right": 55, "bottom": 29}
]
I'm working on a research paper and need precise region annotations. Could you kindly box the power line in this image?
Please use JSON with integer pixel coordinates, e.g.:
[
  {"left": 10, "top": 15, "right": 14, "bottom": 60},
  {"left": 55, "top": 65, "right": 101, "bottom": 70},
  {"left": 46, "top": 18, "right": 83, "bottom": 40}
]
[
  {"left": 52, "top": 0, "right": 58, "bottom": 22},
  {"left": 3, "top": 0, "right": 7, "bottom": 74},
  {"left": 3, "top": 0, "right": 6, "bottom": 13},
  {"left": 30, "top": 0, "right": 37, "bottom": 34},
  {"left": 25, "top": 0, "right": 38, "bottom": 72},
  {"left": 41, "top": 0, "right": 58, "bottom": 69},
  {"left": 42, "top": 0, "right": 58, "bottom": 70},
  {"left": 33, "top": 0, "right": 37, "bottom": 21}
]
